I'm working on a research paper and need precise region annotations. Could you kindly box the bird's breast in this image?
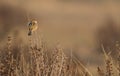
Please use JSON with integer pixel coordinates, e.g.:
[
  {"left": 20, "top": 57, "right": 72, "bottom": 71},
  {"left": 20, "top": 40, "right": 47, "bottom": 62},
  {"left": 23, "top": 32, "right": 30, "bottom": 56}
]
[{"left": 32, "top": 25, "right": 38, "bottom": 31}]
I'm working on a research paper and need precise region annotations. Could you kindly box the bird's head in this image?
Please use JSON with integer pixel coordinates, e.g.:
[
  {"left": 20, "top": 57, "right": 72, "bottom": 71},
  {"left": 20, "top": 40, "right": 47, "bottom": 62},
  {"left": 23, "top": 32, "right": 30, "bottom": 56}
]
[{"left": 32, "top": 19, "right": 38, "bottom": 24}]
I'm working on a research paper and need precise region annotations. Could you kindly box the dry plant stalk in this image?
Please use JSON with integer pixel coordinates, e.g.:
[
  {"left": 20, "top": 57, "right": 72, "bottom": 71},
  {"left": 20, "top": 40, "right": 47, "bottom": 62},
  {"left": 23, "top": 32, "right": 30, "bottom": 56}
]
[
  {"left": 105, "top": 58, "right": 113, "bottom": 76},
  {"left": 0, "top": 36, "right": 17, "bottom": 76},
  {"left": 97, "top": 67, "right": 104, "bottom": 76}
]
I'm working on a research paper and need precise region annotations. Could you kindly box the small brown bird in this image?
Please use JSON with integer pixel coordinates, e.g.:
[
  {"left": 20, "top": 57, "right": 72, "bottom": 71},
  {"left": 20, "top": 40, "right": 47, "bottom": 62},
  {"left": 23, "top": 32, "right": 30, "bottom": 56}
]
[{"left": 28, "top": 19, "right": 38, "bottom": 36}]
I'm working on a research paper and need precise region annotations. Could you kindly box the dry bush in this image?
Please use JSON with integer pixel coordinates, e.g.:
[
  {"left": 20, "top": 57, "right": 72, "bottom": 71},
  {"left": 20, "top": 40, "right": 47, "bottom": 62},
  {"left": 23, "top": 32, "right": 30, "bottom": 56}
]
[{"left": 0, "top": 35, "right": 92, "bottom": 76}]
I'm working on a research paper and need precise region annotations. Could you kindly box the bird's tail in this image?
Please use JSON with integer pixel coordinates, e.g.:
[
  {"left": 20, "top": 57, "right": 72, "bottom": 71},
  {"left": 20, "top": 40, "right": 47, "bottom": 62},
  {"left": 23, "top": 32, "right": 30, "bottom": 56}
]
[{"left": 28, "top": 31, "right": 32, "bottom": 36}]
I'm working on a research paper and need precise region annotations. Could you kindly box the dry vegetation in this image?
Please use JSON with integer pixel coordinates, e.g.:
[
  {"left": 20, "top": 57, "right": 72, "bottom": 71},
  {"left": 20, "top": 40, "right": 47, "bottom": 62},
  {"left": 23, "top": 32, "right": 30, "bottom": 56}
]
[
  {"left": 0, "top": 19, "right": 120, "bottom": 76},
  {"left": 0, "top": 35, "right": 92, "bottom": 76},
  {"left": 97, "top": 44, "right": 120, "bottom": 76},
  {"left": 1, "top": 35, "right": 120, "bottom": 76}
]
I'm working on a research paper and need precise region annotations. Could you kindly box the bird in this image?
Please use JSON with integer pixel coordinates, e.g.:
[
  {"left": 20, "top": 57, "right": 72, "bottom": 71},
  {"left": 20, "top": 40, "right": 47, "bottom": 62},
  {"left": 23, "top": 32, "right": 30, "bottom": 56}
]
[{"left": 28, "top": 19, "right": 38, "bottom": 36}]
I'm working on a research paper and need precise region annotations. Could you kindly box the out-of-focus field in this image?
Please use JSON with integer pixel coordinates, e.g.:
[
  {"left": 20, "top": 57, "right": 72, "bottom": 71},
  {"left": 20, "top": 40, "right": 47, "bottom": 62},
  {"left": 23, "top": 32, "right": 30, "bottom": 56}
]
[{"left": 0, "top": 0, "right": 120, "bottom": 75}]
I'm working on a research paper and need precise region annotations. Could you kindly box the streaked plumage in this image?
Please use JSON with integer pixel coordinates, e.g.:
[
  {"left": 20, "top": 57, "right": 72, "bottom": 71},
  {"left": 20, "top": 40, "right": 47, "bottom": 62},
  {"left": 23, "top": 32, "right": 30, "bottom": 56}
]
[{"left": 28, "top": 20, "right": 38, "bottom": 36}]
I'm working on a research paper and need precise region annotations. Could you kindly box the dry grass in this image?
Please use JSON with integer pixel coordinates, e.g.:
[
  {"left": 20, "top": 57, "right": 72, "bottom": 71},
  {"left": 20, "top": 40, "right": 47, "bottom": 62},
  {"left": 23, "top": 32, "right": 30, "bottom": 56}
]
[
  {"left": 0, "top": 35, "right": 92, "bottom": 76},
  {"left": 1, "top": 36, "right": 120, "bottom": 76},
  {"left": 1, "top": 34, "right": 120, "bottom": 76},
  {"left": 97, "top": 44, "right": 120, "bottom": 76}
]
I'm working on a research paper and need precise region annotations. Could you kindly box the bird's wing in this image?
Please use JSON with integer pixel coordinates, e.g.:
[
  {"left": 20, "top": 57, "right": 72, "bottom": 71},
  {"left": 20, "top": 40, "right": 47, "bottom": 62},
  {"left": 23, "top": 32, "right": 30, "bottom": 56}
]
[{"left": 29, "top": 25, "right": 33, "bottom": 30}]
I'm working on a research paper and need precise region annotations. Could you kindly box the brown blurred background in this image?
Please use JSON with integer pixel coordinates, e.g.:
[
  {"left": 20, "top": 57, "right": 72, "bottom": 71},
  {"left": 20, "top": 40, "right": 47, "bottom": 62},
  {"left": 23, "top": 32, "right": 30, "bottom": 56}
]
[{"left": 0, "top": 0, "right": 120, "bottom": 75}]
